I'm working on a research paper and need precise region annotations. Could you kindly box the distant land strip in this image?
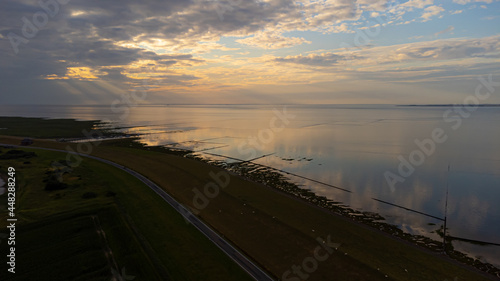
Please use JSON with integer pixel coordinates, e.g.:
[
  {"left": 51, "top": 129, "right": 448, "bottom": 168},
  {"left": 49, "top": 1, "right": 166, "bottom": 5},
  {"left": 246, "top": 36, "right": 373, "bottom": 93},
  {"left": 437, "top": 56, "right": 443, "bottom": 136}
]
[{"left": 398, "top": 104, "right": 500, "bottom": 107}]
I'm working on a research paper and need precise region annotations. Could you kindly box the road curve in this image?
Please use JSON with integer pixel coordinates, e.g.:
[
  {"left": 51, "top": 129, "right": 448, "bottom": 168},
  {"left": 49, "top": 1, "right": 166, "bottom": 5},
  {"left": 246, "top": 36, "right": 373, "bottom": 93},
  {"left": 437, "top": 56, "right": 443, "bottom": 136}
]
[{"left": 2, "top": 144, "right": 275, "bottom": 281}]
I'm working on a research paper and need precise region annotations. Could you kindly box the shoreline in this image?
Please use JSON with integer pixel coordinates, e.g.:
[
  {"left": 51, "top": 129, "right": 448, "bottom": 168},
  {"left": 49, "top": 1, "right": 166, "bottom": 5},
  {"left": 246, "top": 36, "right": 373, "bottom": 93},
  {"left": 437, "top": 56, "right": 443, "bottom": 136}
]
[
  {"left": 184, "top": 151, "right": 500, "bottom": 277},
  {"left": 1, "top": 132, "right": 499, "bottom": 279},
  {"left": 105, "top": 133, "right": 500, "bottom": 277}
]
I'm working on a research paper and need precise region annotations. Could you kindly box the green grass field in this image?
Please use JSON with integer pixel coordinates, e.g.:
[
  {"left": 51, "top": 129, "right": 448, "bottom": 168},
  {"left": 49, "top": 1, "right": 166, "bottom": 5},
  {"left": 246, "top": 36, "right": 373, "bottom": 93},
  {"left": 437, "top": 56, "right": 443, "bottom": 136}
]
[
  {"left": 0, "top": 147, "right": 253, "bottom": 281},
  {"left": 2, "top": 213, "right": 110, "bottom": 281},
  {"left": 0, "top": 117, "right": 103, "bottom": 138}
]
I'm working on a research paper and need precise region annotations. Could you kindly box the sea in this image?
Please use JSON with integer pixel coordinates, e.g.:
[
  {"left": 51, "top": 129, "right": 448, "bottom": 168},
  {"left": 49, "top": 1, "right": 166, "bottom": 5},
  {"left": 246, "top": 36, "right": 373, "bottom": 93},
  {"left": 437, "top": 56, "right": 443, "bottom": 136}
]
[{"left": 1, "top": 104, "right": 499, "bottom": 266}]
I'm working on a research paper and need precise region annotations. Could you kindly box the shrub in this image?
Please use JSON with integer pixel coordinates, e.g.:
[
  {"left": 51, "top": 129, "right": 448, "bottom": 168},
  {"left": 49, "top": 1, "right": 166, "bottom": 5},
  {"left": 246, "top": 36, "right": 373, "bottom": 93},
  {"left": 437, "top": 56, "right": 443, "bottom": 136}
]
[
  {"left": 105, "top": 191, "right": 117, "bottom": 197},
  {"left": 82, "top": 192, "right": 97, "bottom": 199},
  {"left": 0, "top": 150, "right": 37, "bottom": 159},
  {"left": 45, "top": 181, "right": 69, "bottom": 191}
]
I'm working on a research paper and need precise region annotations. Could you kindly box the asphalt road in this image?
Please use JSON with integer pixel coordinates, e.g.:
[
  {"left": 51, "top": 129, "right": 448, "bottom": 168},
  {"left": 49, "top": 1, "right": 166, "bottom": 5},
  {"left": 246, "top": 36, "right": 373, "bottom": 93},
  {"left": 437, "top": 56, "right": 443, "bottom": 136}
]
[{"left": 2, "top": 144, "right": 274, "bottom": 281}]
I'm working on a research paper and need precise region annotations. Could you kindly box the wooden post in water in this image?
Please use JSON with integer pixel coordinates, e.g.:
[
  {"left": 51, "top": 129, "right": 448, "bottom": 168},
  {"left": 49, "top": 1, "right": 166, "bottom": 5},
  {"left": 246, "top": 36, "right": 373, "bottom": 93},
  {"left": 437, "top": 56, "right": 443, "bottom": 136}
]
[{"left": 443, "top": 164, "right": 450, "bottom": 254}]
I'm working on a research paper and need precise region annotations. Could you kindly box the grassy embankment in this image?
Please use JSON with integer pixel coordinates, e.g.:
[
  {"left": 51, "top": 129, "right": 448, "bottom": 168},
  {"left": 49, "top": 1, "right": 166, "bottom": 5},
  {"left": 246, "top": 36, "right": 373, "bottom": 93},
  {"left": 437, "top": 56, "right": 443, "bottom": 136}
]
[
  {"left": 0, "top": 118, "right": 253, "bottom": 281},
  {"left": 0, "top": 117, "right": 102, "bottom": 139},
  {"left": 0, "top": 117, "right": 497, "bottom": 280}
]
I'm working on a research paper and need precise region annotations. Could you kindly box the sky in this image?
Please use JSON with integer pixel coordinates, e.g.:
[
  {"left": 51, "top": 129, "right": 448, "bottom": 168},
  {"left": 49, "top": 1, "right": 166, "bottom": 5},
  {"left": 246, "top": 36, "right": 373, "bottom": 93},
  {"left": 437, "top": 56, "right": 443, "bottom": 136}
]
[{"left": 1, "top": 0, "right": 499, "bottom": 105}]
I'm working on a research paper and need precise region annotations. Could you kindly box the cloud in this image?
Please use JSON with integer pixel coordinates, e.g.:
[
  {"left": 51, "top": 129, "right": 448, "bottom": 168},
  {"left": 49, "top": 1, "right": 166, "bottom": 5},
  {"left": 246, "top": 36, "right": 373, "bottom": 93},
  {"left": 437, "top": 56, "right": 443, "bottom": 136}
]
[
  {"left": 401, "top": 0, "right": 434, "bottom": 9},
  {"left": 357, "top": 0, "right": 393, "bottom": 11},
  {"left": 0, "top": 0, "right": 372, "bottom": 70},
  {"left": 273, "top": 52, "right": 354, "bottom": 66},
  {"left": 0, "top": 0, "right": 498, "bottom": 105},
  {"left": 434, "top": 25, "right": 455, "bottom": 36},
  {"left": 482, "top": 15, "right": 498, "bottom": 20},
  {"left": 270, "top": 35, "right": 500, "bottom": 77},
  {"left": 0, "top": 0, "right": 446, "bottom": 64},
  {"left": 409, "top": 35, "right": 424, "bottom": 40},
  {"left": 154, "top": 74, "right": 201, "bottom": 86},
  {"left": 421, "top": 5, "right": 445, "bottom": 21},
  {"left": 383, "top": 0, "right": 448, "bottom": 24},
  {"left": 0, "top": 0, "right": 387, "bottom": 105},
  {"left": 453, "top": 0, "right": 494, "bottom": 4},
  {"left": 371, "top": 35, "right": 500, "bottom": 62},
  {"left": 328, "top": 22, "right": 355, "bottom": 33},
  {"left": 236, "top": 31, "right": 311, "bottom": 49}
]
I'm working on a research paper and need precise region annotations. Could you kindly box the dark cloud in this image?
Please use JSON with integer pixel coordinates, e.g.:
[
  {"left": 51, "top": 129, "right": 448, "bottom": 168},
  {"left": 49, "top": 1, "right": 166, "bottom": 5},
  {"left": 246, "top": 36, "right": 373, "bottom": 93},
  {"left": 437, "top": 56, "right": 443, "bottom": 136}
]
[
  {"left": 0, "top": 1, "right": 198, "bottom": 72},
  {"left": 402, "top": 37, "right": 500, "bottom": 61},
  {"left": 156, "top": 74, "right": 201, "bottom": 86},
  {"left": 100, "top": 68, "right": 129, "bottom": 82},
  {"left": 0, "top": 0, "right": 289, "bottom": 86},
  {"left": 274, "top": 52, "right": 358, "bottom": 66}
]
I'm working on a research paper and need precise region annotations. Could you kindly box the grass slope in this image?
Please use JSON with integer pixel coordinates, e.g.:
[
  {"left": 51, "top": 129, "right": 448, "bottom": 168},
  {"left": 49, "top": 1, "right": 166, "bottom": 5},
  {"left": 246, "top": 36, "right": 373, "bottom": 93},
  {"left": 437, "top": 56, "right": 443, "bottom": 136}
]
[
  {"left": 0, "top": 117, "right": 100, "bottom": 138},
  {"left": 87, "top": 140, "right": 495, "bottom": 281},
  {"left": 0, "top": 147, "right": 253, "bottom": 281}
]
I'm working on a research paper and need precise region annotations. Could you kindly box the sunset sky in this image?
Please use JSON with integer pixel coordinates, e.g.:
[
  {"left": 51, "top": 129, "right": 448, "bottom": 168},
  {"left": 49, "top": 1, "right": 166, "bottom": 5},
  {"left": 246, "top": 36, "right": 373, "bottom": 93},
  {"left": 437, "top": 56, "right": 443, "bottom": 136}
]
[{"left": 1, "top": 0, "right": 499, "bottom": 105}]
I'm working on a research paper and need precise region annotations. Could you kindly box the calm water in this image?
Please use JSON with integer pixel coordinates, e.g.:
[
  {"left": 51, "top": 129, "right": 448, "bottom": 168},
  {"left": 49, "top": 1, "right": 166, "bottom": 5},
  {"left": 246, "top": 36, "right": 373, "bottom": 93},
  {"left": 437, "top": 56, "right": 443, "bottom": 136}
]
[{"left": 2, "top": 104, "right": 500, "bottom": 265}]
